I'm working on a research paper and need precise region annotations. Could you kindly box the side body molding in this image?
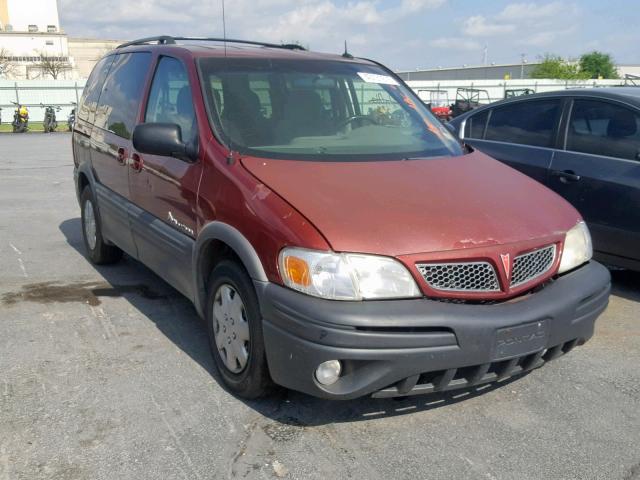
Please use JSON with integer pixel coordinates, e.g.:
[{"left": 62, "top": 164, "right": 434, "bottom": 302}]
[{"left": 193, "top": 221, "right": 269, "bottom": 317}]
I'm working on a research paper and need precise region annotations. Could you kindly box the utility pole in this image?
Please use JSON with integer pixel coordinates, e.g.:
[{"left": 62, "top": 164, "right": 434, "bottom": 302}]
[
  {"left": 483, "top": 45, "right": 488, "bottom": 65},
  {"left": 520, "top": 53, "right": 526, "bottom": 79}
]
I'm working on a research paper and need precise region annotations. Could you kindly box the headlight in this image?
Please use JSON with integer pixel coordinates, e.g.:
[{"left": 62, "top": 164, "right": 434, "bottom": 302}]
[
  {"left": 278, "top": 247, "right": 421, "bottom": 300},
  {"left": 558, "top": 221, "right": 592, "bottom": 274}
]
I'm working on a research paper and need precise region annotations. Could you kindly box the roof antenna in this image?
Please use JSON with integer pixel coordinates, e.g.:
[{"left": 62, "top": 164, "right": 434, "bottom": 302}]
[
  {"left": 221, "top": 0, "right": 227, "bottom": 57},
  {"left": 342, "top": 40, "right": 353, "bottom": 59}
]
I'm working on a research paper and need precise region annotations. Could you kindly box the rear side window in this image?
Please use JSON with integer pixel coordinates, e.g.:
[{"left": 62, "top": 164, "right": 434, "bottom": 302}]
[
  {"left": 464, "top": 110, "right": 488, "bottom": 139},
  {"left": 145, "top": 56, "right": 196, "bottom": 142},
  {"left": 78, "top": 56, "right": 114, "bottom": 123},
  {"left": 567, "top": 99, "right": 640, "bottom": 161},
  {"left": 95, "top": 52, "right": 152, "bottom": 139},
  {"left": 485, "top": 100, "right": 561, "bottom": 147}
]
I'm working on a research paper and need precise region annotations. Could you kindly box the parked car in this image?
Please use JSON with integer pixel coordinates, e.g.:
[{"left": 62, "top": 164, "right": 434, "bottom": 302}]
[
  {"left": 448, "top": 88, "right": 640, "bottom": 271},
  {"left": 73, "top": 36, "right": 610, "bottom": 400}
]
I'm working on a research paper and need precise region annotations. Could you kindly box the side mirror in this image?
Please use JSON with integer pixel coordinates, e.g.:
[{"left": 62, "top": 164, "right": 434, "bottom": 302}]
[{"left": 132, "top": 123, "right": 198, "bottom": 162}]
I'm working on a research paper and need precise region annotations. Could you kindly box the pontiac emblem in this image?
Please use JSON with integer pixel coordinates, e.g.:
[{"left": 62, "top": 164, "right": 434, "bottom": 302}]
[{"left": 500, "top": 253, "right": 511, "bottom": 279}]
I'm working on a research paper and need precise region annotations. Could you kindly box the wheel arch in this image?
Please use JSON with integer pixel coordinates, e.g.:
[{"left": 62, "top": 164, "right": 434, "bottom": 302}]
[
  {"left": 193, "top": 222, "right": 268, "bottom": 318},
  {"left": 75, "top": 162, "right": 95, "bottom": 202}
]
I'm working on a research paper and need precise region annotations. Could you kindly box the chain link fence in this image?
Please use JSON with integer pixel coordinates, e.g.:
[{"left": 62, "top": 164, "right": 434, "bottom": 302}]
[
  {"left": 405, "top": 78, "right": 626, "bottom": 106},
  {"left": 0, "top": 77, "right": 631, "bottom": 126},
  {"left": 0, "top": 79, "right": 87, "bottom": 124}
]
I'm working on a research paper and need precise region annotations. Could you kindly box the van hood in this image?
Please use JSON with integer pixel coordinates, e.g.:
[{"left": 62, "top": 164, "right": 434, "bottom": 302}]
[{"left": 241, "top": 151, "right": 580, "bottom": 256}]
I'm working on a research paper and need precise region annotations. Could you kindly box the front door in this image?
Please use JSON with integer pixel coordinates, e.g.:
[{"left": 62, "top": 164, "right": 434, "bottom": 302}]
[{"left": 128, "top": 55, "right": 202, "bottom": 298}]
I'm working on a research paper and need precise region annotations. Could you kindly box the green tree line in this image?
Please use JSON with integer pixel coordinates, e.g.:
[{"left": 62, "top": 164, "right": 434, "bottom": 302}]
[{"left": 531, "top": 51, "right": 619, "bottom": 80}]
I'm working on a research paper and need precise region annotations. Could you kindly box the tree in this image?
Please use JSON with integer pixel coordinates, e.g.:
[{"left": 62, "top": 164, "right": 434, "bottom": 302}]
[
  {"left": 35, "top": 52, "right": 72, "bottom": 79},
  {"left": 0, "top": 48, "right": 16, "bottom": 78},
  {"left": 531, "top": 54, "right": 589, "bottom": 80},
  {"left": 579, "top": 51, "right": 619, "bottom": 79}
]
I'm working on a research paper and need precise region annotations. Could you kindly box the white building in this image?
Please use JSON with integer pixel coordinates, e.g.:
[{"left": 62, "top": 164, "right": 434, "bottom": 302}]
[
  {"left": 0, "top": 0, "right": 78, "bottom": 79},
  {"left": 1, "top": 0, "right": 61, "bottom": 33}
]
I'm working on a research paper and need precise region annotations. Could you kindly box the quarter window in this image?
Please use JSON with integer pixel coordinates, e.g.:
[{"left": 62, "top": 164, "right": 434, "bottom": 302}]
[
  {"left": 145, "top": 56, "right": 196, "bottom": 142},
  {"left": 485, "top": 100, "right": 560, "bottom": 147},
  {"left": 464, "top": 110, "right": 489, "bottom": 139},
  {"left": 77, "top": 56, "right": 114, "bottom": 123},
  {"left": 567, "top": 99, "right": 640, "bottom": 161},
  {"left": 95, "top": 52, "right": 152, "bottom": 139}
]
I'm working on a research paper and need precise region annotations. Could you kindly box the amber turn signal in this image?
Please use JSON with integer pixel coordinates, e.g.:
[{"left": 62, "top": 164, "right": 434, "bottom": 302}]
[{"left": 283, "top": 255, "right": 311, "bottom": 286}]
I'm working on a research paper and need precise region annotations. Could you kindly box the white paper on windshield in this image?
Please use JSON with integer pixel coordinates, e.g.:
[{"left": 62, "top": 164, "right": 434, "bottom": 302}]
[{"left": 357, "top": 72, "right": 398, "bottom": 85}]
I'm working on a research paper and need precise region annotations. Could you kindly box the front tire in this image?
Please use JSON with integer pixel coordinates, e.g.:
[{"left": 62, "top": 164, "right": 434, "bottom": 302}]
[
  {"left": 80, "top": 187, "right": 122, "bottom": 265},
  {"left": 206, "top": 260, "right": 273, "bottom": 399}
]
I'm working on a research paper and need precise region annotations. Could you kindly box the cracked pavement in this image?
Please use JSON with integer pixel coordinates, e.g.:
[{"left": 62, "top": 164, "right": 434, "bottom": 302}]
[{"left": 1, "top": 134, "right": 639, "bottom": 480}]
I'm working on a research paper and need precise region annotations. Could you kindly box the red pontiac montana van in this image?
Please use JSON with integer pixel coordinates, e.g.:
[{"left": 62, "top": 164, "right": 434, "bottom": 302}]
[{"left": 72, "top": 36, "right": 610, "bottom": 400}]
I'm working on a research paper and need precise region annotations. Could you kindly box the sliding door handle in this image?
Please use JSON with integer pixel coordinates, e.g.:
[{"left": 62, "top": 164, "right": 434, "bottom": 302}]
[{"left": 551, "top": 169, "right": 581, "bottom": 183}]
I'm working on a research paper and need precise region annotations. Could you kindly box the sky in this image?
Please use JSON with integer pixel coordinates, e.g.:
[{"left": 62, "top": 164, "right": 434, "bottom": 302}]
[{"left": 58, "top": 0, "right": 640, "bottom": 70}]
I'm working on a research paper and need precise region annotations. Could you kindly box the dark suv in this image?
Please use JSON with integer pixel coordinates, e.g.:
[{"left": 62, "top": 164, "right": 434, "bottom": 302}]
[{"left": 73, "top": 36, "right": 610, "bottom": 400}]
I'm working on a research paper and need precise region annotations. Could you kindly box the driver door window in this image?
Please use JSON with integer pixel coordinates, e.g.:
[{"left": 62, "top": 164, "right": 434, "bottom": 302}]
[{"left": 145, "top": 56, "right": 196, "bottom": 142}]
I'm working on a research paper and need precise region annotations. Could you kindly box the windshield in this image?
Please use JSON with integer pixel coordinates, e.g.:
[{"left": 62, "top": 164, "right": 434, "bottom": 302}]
[{"left": 198, "top": 58, "right": 463, "bottom": 161}]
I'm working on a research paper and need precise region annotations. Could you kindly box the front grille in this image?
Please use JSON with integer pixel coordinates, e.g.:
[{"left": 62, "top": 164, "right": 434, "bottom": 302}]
[
  {"left": 372, "top": 338, "right": 579, "bottom": 398},
  {"left": 417, "top": 261, "right": 500, "bottom": 292},
  {"left": 510, "top": 245, "right": 556, "bottom": 288}
]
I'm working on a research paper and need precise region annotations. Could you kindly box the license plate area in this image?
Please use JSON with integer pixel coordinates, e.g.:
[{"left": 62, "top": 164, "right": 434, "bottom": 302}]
[{"left": 495, "top": 320, "right": 548, "bottom": 360}]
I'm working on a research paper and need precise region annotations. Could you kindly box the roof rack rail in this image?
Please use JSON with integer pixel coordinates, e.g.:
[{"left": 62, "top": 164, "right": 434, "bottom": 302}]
[
  {"left": 117, "top": 36, "right": 306, "bottom": 51},
  {"left": 117, "top": 36, "right": 176, "bottom": 49}
]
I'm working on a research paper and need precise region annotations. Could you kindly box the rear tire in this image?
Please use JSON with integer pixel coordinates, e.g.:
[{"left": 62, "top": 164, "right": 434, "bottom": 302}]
[
  {"left": 206, "top": 260, "right": 273, "bottom": 399},
  {"left": 80, "top": 187, "right": 122, "bottom": 265}
]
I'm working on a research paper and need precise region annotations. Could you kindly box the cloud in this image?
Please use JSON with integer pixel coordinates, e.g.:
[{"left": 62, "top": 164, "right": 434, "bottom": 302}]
[
  {"left": 522, "top": 30, "right": 559, "bottom": 47},
  {"left": 250, "top": 0, "right": 449, "bottom": 48},
  {"left": 399, "top": 0, "right": 447, "bottom": 14},
  {"left": 59, "top": 0, "right": 446, "bottom": 43},
  {"left": 57, "top": 0, "right": 450, "bottom": 67},
  {"left": 57, "top": 0, "right": 627, "bottom": 71},
  {"left": 462, "top": 1, "right": 577, "bottom": 40},
  {"left": 428, "top": 37, "right": 482, "bottom": 51},
  {"left": 462, "top": 15, "right": 516, "bottom": 36},
  {"left": 497, "top": 1, "right": 568, "bottom": 22}
]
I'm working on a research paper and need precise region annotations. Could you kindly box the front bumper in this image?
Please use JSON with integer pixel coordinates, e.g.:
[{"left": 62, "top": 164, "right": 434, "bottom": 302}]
[{"left": 256, "top": 261, "right": 610, "bottom": 400}]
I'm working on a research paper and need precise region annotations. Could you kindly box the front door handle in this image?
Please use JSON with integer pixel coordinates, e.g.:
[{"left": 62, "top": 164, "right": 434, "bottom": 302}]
[
  {"left": 131, "top": 153, "right": 143, "bottom": 172},
  {"left": 551, "top": 169, "right": 581, "bottom": 183},
  {"left": 117, "top": 147, "right": 127, "bottom": 166}
]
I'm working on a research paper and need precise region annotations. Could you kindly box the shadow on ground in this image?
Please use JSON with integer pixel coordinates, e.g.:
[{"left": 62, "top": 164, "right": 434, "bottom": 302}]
[
  {"left": 57, "top": 217, "right": 634, "bottom": 426},
  {"left": 609, "top": 269, "right": 640, "bottom": 302}
]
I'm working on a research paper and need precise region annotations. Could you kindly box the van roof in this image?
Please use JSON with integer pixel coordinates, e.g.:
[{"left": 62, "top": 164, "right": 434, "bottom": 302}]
[{"left": 114, "top": 36, "right": 375, "bottom": 65}]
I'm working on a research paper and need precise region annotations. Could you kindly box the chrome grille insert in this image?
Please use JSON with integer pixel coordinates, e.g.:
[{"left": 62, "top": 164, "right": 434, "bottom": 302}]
[
  {"left": 417, "top": 262, "right": 500, "bottom": 292},
  {"left": 510, "top": 245, "right": 556, "bottom": 288}
]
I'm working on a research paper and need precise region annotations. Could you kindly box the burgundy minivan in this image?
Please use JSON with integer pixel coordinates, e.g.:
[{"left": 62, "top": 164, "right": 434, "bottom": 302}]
[{"left": 72, "top": 36, "right": 610, "bottom": 400}]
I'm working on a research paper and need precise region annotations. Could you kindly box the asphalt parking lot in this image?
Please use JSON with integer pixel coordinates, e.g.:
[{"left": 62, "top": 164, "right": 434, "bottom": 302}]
[{"left": 1, "top": 133, "right": 639, "bottom": 480}]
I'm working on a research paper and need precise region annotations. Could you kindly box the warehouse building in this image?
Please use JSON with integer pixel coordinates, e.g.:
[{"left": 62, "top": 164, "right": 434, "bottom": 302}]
[
  {"left": 398, "top": 62, "right": 545, "bottom": 81},
  {"left": 397, "top": 62, "right": 640, "bottom": 82}
]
